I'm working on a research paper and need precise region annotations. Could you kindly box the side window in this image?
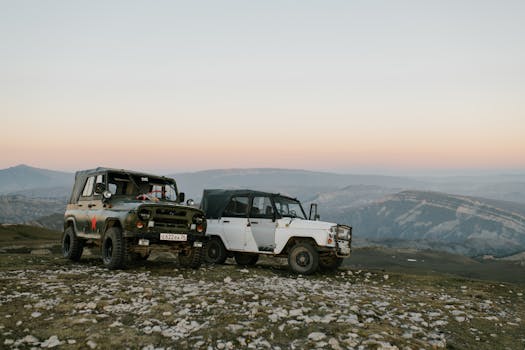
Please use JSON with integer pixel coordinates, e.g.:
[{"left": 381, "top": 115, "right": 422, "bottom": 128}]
[
  {"left": 223, "top": 196, "right": 249, "bottom": 217},
  {"left": 108, "top": 173, "right": 130, "bottom": 195},
  {"left": 81, "top": 177, "right": 95, "bottom": 197},
  {"left": 251, "top": 196, "right": 274, "bottom": 218},
  {"left": 108, "top": 183, "right": 117, "bottom": 194}
]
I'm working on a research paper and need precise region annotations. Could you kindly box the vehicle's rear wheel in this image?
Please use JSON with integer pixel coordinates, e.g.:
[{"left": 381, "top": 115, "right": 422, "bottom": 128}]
[
  {"left": 234, "top": 253, "right": 259, "bottom": 266},
  {"left": 62, "top": 226, "right": 83, "bottom": 261},
  {"left": 102, "top": 227, "right": 126, "bottom": 269},
  {"left": 179, "top": 247, "right": 202, "bottom": 269},
  {"left": 288, "top": 242, "right": 319, "bottom": 275},
  {"left": 319, "top": 255, "right": 344, "bottom": 270},
  {"left": 203, "top": 237, "right": 227, "bottom": 264}
]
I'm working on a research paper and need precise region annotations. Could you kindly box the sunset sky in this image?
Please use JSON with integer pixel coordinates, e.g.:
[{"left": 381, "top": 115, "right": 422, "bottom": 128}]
[{"left": 1, "top": 1, "right": 524, "bottom": 175}]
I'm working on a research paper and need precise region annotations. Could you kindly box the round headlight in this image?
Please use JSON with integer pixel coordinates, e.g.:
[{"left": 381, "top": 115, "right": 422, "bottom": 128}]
[
  {"left": 138, "top": 209, "right": 151, "bottom": 221},
  {"left": 193, "top": 215, "right": 204, "bottom": 224}
]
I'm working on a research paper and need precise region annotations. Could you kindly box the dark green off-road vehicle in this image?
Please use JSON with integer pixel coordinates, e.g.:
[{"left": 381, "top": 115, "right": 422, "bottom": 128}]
[{"left": 62, "top": 167, "right": 207, "bottom": 269}]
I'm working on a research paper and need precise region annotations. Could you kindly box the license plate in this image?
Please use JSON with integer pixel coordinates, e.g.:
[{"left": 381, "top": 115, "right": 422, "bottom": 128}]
[
  {"left": 193, "top": 241, "right": 203, "bottom": 248},
  {"left": 138, "top": 239, "right": 150, "bottom": 246},
  {"left": 160, "top": 233, "right": 187, "bottom": 241}
]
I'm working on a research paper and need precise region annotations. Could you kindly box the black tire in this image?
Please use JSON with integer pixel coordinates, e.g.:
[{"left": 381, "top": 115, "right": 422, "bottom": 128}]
[
  {"left": 203, "top": 237, "right": 227, "bottom": 264},
  {"left": 288, "top": 242, "right": 319, "bottom": 275},
  {"left": 234, "top": 253, "right": 259, "bottom": 266},
  {"left": 101, "top": 227, "right": 126, "bottom": 269},
  {"left": 319, "top": 255, "right": 344, "bottom": 270},
  {"left": 179, "top": 247, "right": 202, "bottom": 269},
  {"left": 62, "top": 226, "right": 83, "bottom": 261}
]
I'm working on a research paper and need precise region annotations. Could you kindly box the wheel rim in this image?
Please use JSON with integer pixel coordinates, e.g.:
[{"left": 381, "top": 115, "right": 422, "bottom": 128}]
[
  {"left": 103, "top": 238, "right": 113, "bottom": 261},
  {"left": 295, "top": 249, "right": 311, "bottom": 267},
  {"left": 63, "top": 234, "right": 71, "bottom": 255},
  {"left": 208, "top": 242, "right": 219, "bottom": 259}
]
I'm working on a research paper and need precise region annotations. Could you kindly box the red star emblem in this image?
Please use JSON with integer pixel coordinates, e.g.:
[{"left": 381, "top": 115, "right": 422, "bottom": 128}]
[{"left": 91, "top": 217, "right": 97, "bottom": 231}]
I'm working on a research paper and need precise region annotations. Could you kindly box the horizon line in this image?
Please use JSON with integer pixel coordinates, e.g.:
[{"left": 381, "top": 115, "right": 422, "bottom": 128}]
[{"left": 2, "top": 163, "right": 525, "bottom": 178}]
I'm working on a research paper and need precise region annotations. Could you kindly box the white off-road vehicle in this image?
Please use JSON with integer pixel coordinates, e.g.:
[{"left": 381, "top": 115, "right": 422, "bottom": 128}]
[{"left": 200, "top": 189, "right": 352, "bottom": 274}]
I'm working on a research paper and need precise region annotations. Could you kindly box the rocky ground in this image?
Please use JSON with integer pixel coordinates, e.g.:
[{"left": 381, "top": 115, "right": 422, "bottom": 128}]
[{"left": 0, "top": 252, "right": 524, "bottom": 350}]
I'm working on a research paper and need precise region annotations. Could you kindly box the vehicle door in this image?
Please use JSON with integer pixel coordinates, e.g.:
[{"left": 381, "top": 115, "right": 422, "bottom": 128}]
[
  {"left": 221, "top": 195, "right": 250, "bottom": 251},
  {"left": 77, "top": 174, "right": 105, "bottom": 234},
  {"left": 249, "top": 195, "right": 277, "bottom": 252}
]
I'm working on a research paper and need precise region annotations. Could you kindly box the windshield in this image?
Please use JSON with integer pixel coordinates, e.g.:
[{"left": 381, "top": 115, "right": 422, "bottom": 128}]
[
  {"left": 107, "top": 172, "right": 178, "bottom": 202},
  {"left": 273, "top": 196, "right": 307, "bottom": 219}
]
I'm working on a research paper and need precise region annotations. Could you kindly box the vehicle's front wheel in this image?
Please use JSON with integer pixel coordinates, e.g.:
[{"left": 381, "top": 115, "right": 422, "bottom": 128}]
[
  {"left": 234, "top": 253, "right": 259, "bottom": 266},
  {"left": 319, "top": 255, "right": 344, "bottom": 270},
  {"left": 288, "top": 242, "right": 319, "bottom": 275},
  {"left": 179, "top": 247, "right": 202, "bottom": 269},
  {"left": 62, "top": 226, "right": 83, "bottom": 261},
  {"left": 203, "top": 237, "right": 227, "bottom": 264},
  {"left": 102, "top": 227, "right": 126, "bottom": 269}
]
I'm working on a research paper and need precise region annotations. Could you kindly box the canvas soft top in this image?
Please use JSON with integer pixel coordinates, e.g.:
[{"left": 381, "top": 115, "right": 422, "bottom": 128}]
[
  {"left": 200, "top": 189, "right": 299, "bottom": 219},
  {"left": 69, "top": 167, "right": 175, "bottom": 204}
]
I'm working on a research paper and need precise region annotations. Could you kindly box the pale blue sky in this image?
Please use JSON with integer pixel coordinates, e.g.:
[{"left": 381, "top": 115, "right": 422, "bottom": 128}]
[{"left": 1, "top": 1, "right": 524, "bottom": 174}]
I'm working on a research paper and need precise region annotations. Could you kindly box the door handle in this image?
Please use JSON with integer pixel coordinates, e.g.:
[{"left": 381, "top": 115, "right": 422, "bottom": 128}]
[
  {"left": 251, "top": 221, "right": 259, "bottom": 224},
  {"left": 222, "top": 220, "right": 230, "bottom": 223},
  {"left": 88, "top": 204, "right": 96, "bottom": 208}
]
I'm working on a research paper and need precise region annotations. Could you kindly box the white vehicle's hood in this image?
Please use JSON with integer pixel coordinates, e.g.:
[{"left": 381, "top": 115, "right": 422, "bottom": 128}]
[{"left": 277, "top": 218, "right": 335, "bottom": 231}]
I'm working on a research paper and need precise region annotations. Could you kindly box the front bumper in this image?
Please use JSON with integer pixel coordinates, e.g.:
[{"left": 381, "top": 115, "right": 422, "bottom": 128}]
[
  {"left": 335, "top": 225, "right": 352, "bottom": 257},
  {"left": 123, "top": 230, "right": 208, "bottom": 246}
]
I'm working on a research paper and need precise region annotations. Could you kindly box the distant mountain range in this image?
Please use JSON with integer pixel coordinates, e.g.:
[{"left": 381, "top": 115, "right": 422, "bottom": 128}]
[
  {"left": 1, "top": 164, "right": 524, "bottom": 203},
  {"left": 0, "top": 164, "right": 524, "bottom": 257},
  {"left": 0, "top": 194, "right": 65, "bottom": 225},
  {"left": 170, "top": 168, "right": 425, "bottom": 202},
  {"left": 327, "top": 191, "right": 525, "bottom": 257},
  {"left": 0, "top": 164, "right": 73, "bottom": 195}
]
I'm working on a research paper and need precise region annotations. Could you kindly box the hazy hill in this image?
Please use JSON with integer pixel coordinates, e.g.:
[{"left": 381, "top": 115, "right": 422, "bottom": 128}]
[
  {"left": 0, "top": 195, "right": 66, "bottom": 224},
  {"left": 304, "top": 185, "right": 402, "bottom": 216},
  {"left": 329, "top": 191, "right": 525, "bottom": 257},
  {"left": 172, "top": 168, "right": 421, "bottom": 201},
  {"left": 0, "top": 165, "right": 524, "bottom": 259},
  {"left": 9, "top": 186, "right": 71, "bottom": 200},
  {"left": 0, "top": 224, "right": 61, "bottom": 242},
  {"left": 0, "top": 164, "right": 523, "bottom": 204},
  {"left": 421, "top": 175, "right": 525, "bottom": 204},
  {"left": 27, "top": 213, "right": 65, "bottom": 232},
  {"left": 0, "top": 164, "right": 73, "bottom": 195}
]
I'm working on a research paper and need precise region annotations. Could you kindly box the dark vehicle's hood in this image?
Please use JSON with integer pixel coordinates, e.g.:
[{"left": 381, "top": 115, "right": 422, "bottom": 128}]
[{"left": 108, "top": 199, "right": 203, "bottom": 214}]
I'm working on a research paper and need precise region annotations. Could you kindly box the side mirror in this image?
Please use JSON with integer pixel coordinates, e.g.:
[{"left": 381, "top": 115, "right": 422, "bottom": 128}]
[
  {"left": 178, "top": 192, "right": 185, "bottom": 203},
  {"left": 186, "top": 199, "right": 195, "bottom": 206},
  {"left": 309, "top": 203, "right": 319, "bottom": 221}
]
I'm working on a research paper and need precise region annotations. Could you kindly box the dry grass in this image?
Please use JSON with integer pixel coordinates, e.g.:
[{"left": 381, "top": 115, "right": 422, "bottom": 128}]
[{"left": 0, "top": 252, "right": 524, "bottom": 349}]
